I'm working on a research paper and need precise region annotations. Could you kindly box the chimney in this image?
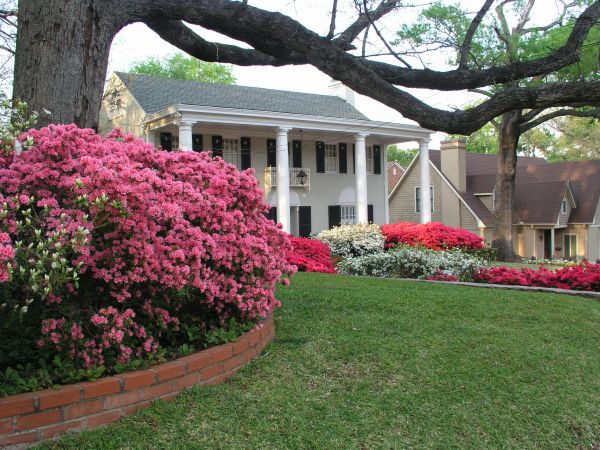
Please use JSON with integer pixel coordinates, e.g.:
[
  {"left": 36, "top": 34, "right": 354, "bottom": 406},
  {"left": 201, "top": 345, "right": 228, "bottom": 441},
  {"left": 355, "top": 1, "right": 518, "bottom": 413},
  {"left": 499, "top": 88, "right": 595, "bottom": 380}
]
[
  {"left": 440, "top": 139, "right": 467, "bottom": 191},
  {"left": 328, "top": 80, "right": 356, "bottom": 107}
]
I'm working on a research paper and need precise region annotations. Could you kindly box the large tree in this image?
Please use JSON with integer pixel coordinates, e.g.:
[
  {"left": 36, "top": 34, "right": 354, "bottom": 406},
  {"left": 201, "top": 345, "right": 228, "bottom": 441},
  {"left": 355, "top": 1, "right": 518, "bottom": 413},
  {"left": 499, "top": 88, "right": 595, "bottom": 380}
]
[
  {"left": 395, "top": 0, "right": 600, "bottom": 260},
  {"left": 12, "top": 0, "right": 600, "bottom": 131}
]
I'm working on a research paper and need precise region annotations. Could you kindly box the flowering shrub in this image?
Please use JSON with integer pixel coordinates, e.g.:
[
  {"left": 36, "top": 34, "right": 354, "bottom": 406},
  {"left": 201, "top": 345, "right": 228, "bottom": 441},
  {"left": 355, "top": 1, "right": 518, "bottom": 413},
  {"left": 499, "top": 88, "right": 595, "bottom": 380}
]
[
  {"left": 338, "top": 245, "right": 486, "bottom": 281},
  {"left": 381, "top": 222, "right": 484, "bottom": 250},
  {"left": 315, "top": 223, "right": 384, "bottom": 258},
  {"left": 474, "top": 263, "right": 600, "bottom": 291},
  {"left": 0, "top": 124, "right": 294, "bottom": 394},
  {"left": 286, "top": 237, "right": 336, "bottom": 273},
  {"left": 521, "top": 257, "right": 578, "bottom": 267}
]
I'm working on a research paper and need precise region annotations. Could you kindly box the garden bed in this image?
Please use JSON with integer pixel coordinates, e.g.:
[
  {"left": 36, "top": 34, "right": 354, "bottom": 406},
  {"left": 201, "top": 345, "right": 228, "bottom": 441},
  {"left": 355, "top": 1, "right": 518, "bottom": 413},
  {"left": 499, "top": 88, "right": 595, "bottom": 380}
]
[{"left": 0, "top": 316, "right": 273, "bottom": 448}]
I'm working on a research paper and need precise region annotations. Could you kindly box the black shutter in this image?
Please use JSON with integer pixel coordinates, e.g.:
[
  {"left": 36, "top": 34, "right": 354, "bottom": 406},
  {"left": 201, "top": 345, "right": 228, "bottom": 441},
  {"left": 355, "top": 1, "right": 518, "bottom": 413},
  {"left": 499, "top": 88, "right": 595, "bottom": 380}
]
[
  {"left": 352, "top": 144, "right": 355, "bottom": 174},
  {"left": 299, "top": 206, "right": 311, "bottom": 237},
  {"left": 267, "top": 207, "right": 277, "bottom": 223},
  {"left": 373, "top": 145, "right": 382, "bottom": 174},
  {"left": 292, "top": 140, "right": 302, "bottom": 168},
  {"left": 211, "top": 135, "right": 223, "bottom": 158},
  {"left": 192, "top": 134, "right": 203, "bottom": 152},
  {"left": 339, "top": 143, "right": 347, "bottom": 174},
  {"left": 267, "top": 139, "right": 276, "bottom": 167},
  {"left": 328, "top": 205, "right": 341, "bottom": 229},
  {"left": 368, "top": 204, "right": 374, "bottom": 223},
  {"left": 316, "top": 141, "right": 325, "bottom": 173},
  {"left": 160, "top": 132, "right": 173, "bottom": 151},
  {"left": 241, "top": 137, "right": 251, "bottom": 170}
]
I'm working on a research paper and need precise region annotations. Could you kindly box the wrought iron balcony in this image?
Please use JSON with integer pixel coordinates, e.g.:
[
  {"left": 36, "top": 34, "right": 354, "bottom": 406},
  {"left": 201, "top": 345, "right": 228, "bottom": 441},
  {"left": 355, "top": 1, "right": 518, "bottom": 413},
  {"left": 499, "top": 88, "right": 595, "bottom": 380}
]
[{"left": 264, "top": 167, "right": 310, "bottom": 192}]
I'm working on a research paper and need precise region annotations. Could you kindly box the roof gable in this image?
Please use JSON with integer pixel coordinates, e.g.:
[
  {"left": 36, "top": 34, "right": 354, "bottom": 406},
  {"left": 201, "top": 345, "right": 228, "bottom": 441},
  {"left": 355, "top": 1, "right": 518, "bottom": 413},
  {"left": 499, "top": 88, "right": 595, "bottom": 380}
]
[{"left": 114, "top": 72, "right": 369, "bottom": 121}]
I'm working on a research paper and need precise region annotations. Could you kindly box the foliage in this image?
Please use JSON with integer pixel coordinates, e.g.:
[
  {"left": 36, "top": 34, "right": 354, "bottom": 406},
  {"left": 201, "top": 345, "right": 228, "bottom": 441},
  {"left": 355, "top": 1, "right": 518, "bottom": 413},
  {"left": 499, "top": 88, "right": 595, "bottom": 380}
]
[
  {"left": 0, "top": 124, "right": 294, "bottom": 395},
  {"left": 521, "top": 257, "right": 579, "bottom": 267},
  {"left": 129, "top": 53, "right": 236, "bottom": 85},
  {"left": 474, "top": 263, "right": 600, "bottom": 291},
  {"left": 381, "top": 222, "right": 483, "bottom": 251},
  {"left": 315, "top": 223, "right": 384, "bottom": 259},
  {"left": 338, "top": 245, "right": 486, "bottom": 281},
  {"left": 387, "top": 144, "right": 417, "bottom": 168},
  {"left": 463, "top": 247, "right": 498, "bottom": 262},
  {"left": 286, "top": 236, "right": 336, "bottom": 274},
  {"left": 548, "top": 115, "right": 600, "bottom": 161}
]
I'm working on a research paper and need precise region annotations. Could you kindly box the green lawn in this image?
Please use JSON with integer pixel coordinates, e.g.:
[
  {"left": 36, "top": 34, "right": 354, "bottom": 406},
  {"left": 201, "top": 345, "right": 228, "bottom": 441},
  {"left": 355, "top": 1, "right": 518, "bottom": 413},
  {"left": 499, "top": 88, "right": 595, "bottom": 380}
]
[{"left": 42, "top": 273, "right": 600, "bottom": 449}]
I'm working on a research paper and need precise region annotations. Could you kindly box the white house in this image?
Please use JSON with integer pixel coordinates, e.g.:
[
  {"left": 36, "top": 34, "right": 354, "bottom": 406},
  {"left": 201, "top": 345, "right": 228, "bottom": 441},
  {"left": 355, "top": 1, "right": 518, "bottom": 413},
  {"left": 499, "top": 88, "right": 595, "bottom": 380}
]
[{"left": 99, "top": 72, "right": 432, "bottom": 235}]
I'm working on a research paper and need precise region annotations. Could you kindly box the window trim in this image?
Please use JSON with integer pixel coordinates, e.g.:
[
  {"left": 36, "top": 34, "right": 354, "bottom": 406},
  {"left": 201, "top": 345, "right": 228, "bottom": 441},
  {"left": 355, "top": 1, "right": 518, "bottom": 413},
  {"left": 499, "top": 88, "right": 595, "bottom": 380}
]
[
  {"left": 561, "top": 199, "right": 568, "bottom": 214},
  {"left": 221, "top": 137, "right": 242, "bottom": 169},
  {"left": 366, "top": 146, "right": 374, "bottom": 174},
  {"left": 324, "top": 143, "right": 339, "bottom": 174},
  {"left": 415, "top": 185, "right": 434, "bottom": 213},
  {"left": 340, "top": 204, "right": 356, "bottom": 225}
]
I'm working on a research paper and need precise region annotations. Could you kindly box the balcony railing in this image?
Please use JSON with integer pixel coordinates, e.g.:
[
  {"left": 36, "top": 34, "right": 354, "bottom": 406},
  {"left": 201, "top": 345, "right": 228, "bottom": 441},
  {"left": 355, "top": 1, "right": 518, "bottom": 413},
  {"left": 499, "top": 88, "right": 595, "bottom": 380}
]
[{"left": 264, "top": 167, "right": 310, "bottom": 192}]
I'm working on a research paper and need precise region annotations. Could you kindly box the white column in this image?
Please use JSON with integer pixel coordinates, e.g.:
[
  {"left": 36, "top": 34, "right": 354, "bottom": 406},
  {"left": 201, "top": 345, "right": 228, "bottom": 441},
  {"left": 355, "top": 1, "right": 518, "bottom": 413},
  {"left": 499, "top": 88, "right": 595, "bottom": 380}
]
[
  {"left": 145, "top": 129, "right": 156, "bottom": 147},
  {"left": 550, "top": 228, "right": 555, "bottom": 259},
  {"left": 355, "top": 133, "right": 369, "bottom": 224},
  {"left": 419, "top": 139, "right": 432, "bottom": 223},
  {"left": 383, "top": 144, "right": 390, "bottom": 224},
  {"left": 276, "top": 127, "right": 291, "bottom": 233},
  {"left": 178, "top": 120, "right": 194, "bottom": 151}
]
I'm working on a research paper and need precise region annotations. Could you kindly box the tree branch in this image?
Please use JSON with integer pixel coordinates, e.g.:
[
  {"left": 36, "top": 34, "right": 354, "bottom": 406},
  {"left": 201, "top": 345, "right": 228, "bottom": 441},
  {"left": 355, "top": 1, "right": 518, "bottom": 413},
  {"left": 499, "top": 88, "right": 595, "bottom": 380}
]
[
  {"left": 334, "top": 0, "right": 398, "bottom": 47},
  {"left": 458, "top": 0, "right": 495, "bottom": 69},
  {"left": 327, "top": 0, "right": 338, "bottom": 39},
  {"left": 520, "top": 107, "right": 600, "bottom": 133}
]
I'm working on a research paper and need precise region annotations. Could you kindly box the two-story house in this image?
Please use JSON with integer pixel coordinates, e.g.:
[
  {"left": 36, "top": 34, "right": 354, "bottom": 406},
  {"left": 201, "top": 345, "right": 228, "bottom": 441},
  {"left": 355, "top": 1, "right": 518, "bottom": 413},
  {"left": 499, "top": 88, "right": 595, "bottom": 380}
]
[
  {"left": 389, "top": 139, "right": 600, "bottom": 261},
  {"left": 99, "top": 72, "right": 432, "bottom": 236}
]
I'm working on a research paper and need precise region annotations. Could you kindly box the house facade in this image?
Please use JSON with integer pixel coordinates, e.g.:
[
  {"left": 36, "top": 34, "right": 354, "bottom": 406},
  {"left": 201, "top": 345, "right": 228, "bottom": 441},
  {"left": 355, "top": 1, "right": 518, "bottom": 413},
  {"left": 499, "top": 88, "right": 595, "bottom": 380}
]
[
  {"left": 99, "top": 72, "right": 432, "bottom": 236},
  {"left": 389, "top": 140, "right": 600, "bottom": 261},
  {"left": 387, "top": 161, "right": 405, "bottom": 194}
]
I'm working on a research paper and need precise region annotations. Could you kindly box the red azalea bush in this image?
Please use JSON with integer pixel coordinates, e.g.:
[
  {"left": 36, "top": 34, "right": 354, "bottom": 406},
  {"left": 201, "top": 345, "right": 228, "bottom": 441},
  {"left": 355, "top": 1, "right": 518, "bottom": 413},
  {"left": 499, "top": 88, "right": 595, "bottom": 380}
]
[
  {"left": 286, "top": 236, "right": 336, "bottom": 273},
  {"left": 0, "top": 124, "right": 294, "bottom": 393},
  {"left": 381, "top": 222, "right": 484, "bottom": 251},
  {"left": 474, "top": 263, "right": 600, "bottom": 291}
]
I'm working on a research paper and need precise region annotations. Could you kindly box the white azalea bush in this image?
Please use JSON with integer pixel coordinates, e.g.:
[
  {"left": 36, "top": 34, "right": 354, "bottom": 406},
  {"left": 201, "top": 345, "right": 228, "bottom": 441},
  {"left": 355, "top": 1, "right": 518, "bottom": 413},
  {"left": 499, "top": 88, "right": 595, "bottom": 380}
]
[
  {"left": 338, "top": 245, "right": 487, "bottom": 281},
  {"left": 315, "top": 223, "right": 385, "bottom": 258}
]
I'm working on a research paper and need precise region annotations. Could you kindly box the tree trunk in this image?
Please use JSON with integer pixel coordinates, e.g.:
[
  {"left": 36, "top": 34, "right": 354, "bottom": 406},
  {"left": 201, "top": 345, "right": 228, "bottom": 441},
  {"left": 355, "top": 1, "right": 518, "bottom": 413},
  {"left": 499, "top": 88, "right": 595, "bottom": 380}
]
[
  {"left": 492, "top": 110, "right": 522, "bottom": 261},
  {"left": 13, "top": 0, "right": 123, "bottom": 129}
]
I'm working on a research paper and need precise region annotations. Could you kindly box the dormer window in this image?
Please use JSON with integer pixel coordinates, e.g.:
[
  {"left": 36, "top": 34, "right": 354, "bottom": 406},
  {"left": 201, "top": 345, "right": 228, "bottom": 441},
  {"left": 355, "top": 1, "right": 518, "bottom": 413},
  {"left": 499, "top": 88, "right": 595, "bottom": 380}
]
[{"left": 561, "top": 199, "right": 568, "bottom": 214}]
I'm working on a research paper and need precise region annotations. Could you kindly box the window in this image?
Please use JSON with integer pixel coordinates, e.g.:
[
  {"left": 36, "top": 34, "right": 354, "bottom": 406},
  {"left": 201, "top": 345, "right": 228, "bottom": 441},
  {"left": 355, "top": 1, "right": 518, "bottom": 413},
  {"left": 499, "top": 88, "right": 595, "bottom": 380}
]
[
  {"left": 561, "top": 200, "right": 568, "bottom": 214},
  {"left": 415, "top": 186, "right": 434, "bottom": 213},
  {"left": 340, "top": 205, "right": 356, "bottom": 225},
  {"left": 223, "top": 138, "right": 241, "bottom": 169},
  {"left": 564, "top": 234, "right": 577, "bottom": 259},
  {"left": 366, "top": 146, "right": 373, "bottom": 174},
  {"left": 325, "top": 144, "right": 338, "bottom": 173}
]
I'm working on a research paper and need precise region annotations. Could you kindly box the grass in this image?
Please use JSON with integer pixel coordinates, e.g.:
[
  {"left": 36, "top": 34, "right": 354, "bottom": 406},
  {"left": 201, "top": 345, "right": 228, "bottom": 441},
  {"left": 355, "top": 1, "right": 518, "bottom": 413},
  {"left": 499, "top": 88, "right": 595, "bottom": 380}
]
[{"left": 42, "top": 273, "right": 600, "bottom": 449}]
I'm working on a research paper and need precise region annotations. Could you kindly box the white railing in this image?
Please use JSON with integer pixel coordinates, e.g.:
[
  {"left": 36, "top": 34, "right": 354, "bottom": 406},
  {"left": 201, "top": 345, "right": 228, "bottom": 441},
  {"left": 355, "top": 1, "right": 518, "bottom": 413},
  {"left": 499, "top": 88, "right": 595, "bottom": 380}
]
[{"left": 264, "top": 167, "right": 310, "bottom": 192}]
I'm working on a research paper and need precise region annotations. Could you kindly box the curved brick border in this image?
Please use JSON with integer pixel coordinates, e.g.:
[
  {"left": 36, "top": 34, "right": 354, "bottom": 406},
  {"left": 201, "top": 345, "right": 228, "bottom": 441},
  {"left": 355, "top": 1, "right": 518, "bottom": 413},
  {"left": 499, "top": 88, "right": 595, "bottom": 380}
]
[{"left": 0, "top": 316, "right": 274, "bottom": 448}]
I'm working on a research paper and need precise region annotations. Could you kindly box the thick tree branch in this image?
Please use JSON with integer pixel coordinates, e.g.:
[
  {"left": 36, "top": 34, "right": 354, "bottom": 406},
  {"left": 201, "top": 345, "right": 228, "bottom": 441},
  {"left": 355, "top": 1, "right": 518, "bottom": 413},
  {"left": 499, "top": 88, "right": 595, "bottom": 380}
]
[
  {"left": 520, "top": 107, "right": 600, "bottom": 132},
  {"left": 128, "top": 0, "right": 600, "bottom": 133},
  {"left": 327, "top": 0, "right": 338, "bottom": 39},
  {"left": 459, "top": 0, "right": 495, "bottom": 69}
]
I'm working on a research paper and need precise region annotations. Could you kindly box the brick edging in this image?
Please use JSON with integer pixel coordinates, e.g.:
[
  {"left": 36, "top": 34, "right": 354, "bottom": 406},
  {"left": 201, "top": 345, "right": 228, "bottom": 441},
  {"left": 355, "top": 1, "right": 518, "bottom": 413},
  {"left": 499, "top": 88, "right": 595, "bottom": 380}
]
[{"left": 0, "top": 316, "right": 274, "bottom": 448}]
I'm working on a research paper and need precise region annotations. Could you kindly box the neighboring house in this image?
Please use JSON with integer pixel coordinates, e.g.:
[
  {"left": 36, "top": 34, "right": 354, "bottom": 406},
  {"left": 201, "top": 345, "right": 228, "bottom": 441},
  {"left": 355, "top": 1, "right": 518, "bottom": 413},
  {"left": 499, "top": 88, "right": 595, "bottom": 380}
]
[
  {"left": 387, "top": 161, "right": 405, "bottom": 194},
  {"left": 389, "top": 139, "right": 600, "bottom": 261},
  {"left": 99, "top": 72, "right": 431, "bottom": 236}
]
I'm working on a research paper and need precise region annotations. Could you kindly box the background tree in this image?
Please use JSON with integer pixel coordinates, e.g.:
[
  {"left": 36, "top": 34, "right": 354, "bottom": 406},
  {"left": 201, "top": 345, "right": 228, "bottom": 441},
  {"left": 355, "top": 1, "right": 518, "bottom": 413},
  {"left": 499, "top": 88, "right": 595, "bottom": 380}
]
[
  {"left": 387, "top": 144, "right": 417, "bottom": 168},
  {"left": 395, "top": 0, "right": 600, "bottom": 260},
  {"left": 548, "top": 115, "right": 600, "bottom": 161},
  {"left": 129, "top": 53, "right": 236, "bottom": 84}
]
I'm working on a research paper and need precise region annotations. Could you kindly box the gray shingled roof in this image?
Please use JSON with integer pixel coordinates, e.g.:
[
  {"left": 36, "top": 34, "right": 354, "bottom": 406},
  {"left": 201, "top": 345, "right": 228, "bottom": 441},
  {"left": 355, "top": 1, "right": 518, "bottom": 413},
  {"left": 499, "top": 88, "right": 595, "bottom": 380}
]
[{"left": 115, "top": 72, "right": 368, "bottom": 120}]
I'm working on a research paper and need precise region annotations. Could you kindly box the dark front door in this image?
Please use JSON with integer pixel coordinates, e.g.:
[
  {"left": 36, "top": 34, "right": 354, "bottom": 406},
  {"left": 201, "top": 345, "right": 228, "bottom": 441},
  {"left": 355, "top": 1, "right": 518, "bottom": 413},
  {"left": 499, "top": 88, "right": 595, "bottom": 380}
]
[{"left": 543, "top": 229, "right": 552, "bottom": 259}]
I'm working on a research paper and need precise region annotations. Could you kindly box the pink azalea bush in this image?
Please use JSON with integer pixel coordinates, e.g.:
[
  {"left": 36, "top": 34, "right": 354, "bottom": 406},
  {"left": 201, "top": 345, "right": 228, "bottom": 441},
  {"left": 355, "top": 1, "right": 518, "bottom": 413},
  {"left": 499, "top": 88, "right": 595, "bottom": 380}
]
[
  {"left": 381, "top": 222, "right": 484, "bottom": 251},
  {"left": 474, "top": 263, "right": 600, "bottom": 291},
  {"left": 0, "top": 125, "right": 294, "bottom": 388},
  {"left": 286, "top": 236, "right": 336, "bottom": 273}
]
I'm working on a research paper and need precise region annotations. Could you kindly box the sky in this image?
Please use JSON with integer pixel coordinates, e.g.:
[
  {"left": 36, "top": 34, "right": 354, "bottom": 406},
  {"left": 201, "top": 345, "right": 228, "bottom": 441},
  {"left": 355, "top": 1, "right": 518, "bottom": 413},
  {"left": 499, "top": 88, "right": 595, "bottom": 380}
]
[{"left": 107, "top": 0, "right": 568, "bottom": 149}]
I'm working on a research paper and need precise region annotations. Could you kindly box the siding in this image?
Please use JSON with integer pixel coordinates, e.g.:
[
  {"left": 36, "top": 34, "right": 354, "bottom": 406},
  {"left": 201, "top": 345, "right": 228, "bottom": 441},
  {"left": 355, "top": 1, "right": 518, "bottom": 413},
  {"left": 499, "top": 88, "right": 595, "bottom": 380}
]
[
  {"left": 478, "top": 195, "right": 493, "bottom": 212},
  {"left": 558, "top": 196, "right": 571, "bottom": 227},
  {"left": 459, "top": 203, "right": 479, "bottom": 234},
  {"left": 99, "top": 77, "right": 146, "bottom": 137},
  {"left": 389, "top": 160, "right": 443, "bottom": 223}
]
